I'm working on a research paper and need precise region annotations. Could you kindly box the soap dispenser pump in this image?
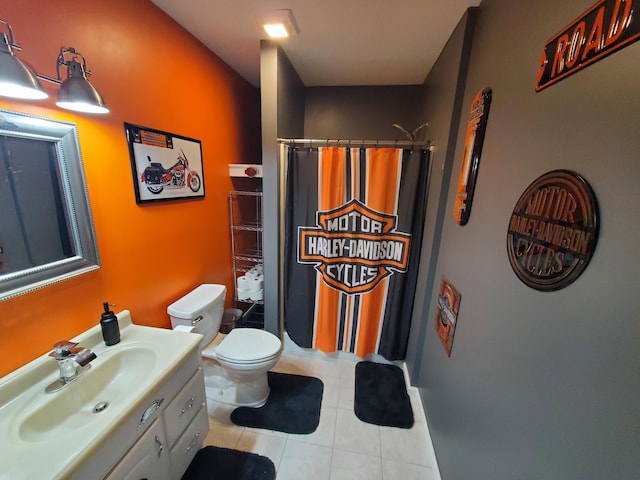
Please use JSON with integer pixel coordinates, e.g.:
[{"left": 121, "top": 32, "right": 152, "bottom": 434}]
[{"left": 100, "top": 302, "right": 120, "bottom": 346}]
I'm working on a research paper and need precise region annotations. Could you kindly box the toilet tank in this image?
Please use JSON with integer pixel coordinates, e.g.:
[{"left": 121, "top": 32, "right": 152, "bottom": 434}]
[{"left": 167, "top": 284, "right": 226, "bottom": 347}]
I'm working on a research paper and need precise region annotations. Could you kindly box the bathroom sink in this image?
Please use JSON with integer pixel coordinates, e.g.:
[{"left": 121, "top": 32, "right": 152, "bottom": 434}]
[
  {"left": 17, "top": 346, "right": 156, "bottom": 442},
  {"left": 0, "top": 310, "right": 202, "bottom": 480}
]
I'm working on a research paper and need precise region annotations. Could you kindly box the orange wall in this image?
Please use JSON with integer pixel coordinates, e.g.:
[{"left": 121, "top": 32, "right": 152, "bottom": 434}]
[{"left": 0, "top": 0, "right": 260, "bottom": 377}]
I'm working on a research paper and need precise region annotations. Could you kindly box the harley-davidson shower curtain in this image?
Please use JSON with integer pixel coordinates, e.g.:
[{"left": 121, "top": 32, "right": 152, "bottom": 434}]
[{"left": 284, "top": 146, "right": 429, "bottom": 360}]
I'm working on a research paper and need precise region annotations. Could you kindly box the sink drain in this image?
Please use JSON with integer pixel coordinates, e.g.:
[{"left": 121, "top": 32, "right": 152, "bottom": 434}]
[{"left": 93, "top": 401, "right": 109, "bottom": 413}]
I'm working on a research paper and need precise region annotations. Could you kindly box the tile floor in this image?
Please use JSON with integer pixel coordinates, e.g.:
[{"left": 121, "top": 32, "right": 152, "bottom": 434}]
[{"left": 202, "top": 345, "right": 441, "bottom": 480}]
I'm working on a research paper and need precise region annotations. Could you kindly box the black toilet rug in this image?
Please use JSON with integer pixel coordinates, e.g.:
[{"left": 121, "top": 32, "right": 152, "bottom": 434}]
[
  {"left": 181, "top": 446, "right": 275, "bottom": 480},
  {"left": 354, "top": 361, "right": 414, "bottom": 428},
  {"left": 230, "top": 371, "right": 323, "bottom": 434}
]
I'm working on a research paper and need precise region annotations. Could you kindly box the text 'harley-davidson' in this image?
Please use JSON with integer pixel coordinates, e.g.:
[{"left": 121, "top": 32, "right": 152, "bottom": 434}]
[{"left": 140, "top": 150, "right": 201, "bottom": 194}]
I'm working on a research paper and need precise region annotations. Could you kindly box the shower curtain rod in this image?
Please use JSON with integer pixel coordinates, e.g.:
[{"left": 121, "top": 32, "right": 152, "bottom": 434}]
[{"left": 277, "top": 138, "right": 433, "bottom": 149}]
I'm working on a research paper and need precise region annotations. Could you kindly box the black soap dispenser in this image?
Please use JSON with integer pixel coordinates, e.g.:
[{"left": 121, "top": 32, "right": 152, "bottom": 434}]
[{"left": 100, "top": 302, "right": 120, "bottom": 346}]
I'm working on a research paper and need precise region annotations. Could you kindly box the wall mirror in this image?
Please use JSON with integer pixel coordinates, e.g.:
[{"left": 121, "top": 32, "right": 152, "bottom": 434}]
[{"left": 0, "top": 109, "right": 100, "bottom": 301}]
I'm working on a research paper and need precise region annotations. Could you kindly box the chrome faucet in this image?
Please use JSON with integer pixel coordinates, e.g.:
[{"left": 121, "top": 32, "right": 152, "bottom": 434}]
[{"left": 45, "top": 341, "right": 97, "bottom": 393}]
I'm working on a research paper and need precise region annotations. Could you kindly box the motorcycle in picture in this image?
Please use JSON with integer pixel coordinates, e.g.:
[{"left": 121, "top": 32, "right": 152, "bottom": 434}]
[{"left": 140, "top": 150, "right": 201, "bottom": 194}]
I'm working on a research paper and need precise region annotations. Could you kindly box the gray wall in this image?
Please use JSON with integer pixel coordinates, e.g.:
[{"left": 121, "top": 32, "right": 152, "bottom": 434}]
[
  {"left": 260, "top": 41, "right": 305, "bottom": 336},
  {"left": 408, "top": 1, "right": 640, "bottom": 479},
  {"left": 304, "top": 86, "right": 425, "bottom": 139},
  {"left": 407, "top": 8, "right": 476, "bottom": 383}
]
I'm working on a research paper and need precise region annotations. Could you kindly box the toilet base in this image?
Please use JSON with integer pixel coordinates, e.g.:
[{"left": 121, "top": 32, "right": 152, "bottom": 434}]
[{"left": 203, "top": 363, "right": 271, "bottom": 409}]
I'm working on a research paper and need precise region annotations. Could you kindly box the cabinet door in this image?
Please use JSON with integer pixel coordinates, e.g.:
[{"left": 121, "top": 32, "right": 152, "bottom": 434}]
[{"left": 105, "top": 419, "right": 170, "bottom": 480}]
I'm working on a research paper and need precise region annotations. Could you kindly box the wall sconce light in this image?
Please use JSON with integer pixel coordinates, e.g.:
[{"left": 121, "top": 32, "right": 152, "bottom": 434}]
[
  {"left": 0, "top": 20, "right": 48, "bottom": 100},
  {"left": 260, "top": 9, "right": 300, "bottom": 39},
  {"left": 0, "top": 18, "right": 108, "bottom": 114}
]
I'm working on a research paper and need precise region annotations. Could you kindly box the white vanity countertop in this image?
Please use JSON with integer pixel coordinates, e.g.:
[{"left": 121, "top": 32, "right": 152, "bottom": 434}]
[{"left": 0, "top": 310, "right": 202, "bottom": 480}]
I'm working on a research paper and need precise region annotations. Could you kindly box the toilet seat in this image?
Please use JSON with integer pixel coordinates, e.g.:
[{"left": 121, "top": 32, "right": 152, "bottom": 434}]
[{"left": 202, "top": 328, "right": 281, "bottom": 364}]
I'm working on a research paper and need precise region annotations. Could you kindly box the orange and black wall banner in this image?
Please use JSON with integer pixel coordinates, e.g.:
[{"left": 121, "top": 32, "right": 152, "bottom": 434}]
[
  {"left": 536, "top": 0, "right": 640, "bottom": 91},
  {"left": 453, "top": 87, "right": 492, "bottom": 226},
  {"left": 284, "top": 146, "right": 430, "bottom": 360}
]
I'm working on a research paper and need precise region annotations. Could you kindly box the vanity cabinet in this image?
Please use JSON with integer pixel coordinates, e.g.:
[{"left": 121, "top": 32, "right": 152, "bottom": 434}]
[
  {"left": 103, "top": 419, "right": 169, "bottom": 480},
  {"left": 73, "top": 349, "right": 209, "bottom": 480}
]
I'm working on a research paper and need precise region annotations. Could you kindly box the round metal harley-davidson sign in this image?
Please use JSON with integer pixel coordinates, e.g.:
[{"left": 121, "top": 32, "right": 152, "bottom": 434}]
[{"left": 507, "top": 170, "right": 599, "bottom": 292}]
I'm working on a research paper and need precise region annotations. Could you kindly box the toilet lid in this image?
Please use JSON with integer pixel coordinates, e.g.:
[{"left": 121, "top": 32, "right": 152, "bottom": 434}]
[{"left": 213, "top": 328, "right": 281, "bottom": 363}]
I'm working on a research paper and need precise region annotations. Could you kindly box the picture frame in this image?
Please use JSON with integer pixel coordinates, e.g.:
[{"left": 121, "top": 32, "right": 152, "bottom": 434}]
[
  {"left": 453, "top": 87, "right": 492, "bottom": 226},
  {"left": 125, "top": 122, "right": 205, "bottom": 204}
]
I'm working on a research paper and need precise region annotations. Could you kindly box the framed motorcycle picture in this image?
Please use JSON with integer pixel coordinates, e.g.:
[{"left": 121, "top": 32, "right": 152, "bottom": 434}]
[{"left": 124, "top": 123, "right": 205, "bottom": 204}]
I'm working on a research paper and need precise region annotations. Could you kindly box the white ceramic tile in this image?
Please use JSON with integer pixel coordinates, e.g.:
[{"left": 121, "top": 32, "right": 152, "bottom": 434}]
[
  {"left": 337, "top": 373, "right": 355, "bottom": 410},
  {"left": 330, "top": 449, "right": 383, "bottom": 480},
  {"left": 273, "top": 351, "right": 312, "bottom": 375},
  {"left": 306, "top": 354, "right": 344, "bottom": 380},
  {"left": 321, "top": 374, "right": 340, "bottom": 407},
  {"left": 333, "top": 407, "right": 381, "bottom": 456},
  {"left": 408, "top": 387, "right": 426, "bottom": 424},
  {"left": 382, "top": 458, "right": 437, "bottom": 480},
  {"left": 244, "top": 425, "right": 289, "bottom": 438},
  {"left": 277, "top": 439, "right": 332, "bottom": 480},
  {"left": 340, "top": 357, "right": 358, "bottom": 380},
  {"left": 379, "top": 422, "right": 432, "bottom": 467},
  {"left": 206, "top": 400, "right": 237, "bottom": 426},
  {"left": 202, "top": 422, "right": 243, "bottom": 449},
  {"left": 235, "top": 429, "right": 287, "bottom": 468},
  {"left": 288, "top": 404, "right": 337, "bottom": 447}
]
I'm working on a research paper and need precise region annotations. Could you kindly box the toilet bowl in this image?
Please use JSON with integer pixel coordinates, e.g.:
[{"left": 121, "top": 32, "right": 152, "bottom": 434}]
[{"left": 167, "top": 284, "right": 282, "bottom": 410}]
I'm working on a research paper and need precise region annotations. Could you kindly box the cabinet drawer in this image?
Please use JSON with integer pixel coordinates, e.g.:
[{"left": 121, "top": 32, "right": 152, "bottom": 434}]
[
  {"left": 169, "top": 405, "right": 209, "bottom": 480},
  {"left": 105, "top": 418, "right": 170, "bottom": 480},
  {"left": 164, "top": 367, "right": 206, "bottom": 446}
]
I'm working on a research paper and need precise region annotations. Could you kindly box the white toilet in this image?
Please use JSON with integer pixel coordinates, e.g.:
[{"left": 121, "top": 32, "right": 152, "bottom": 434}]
[{"left": 167, "top": 284, "right": 282, "bottom": 410}]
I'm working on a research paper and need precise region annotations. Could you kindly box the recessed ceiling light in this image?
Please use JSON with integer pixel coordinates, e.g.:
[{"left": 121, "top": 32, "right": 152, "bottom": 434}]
[{"left": 259, "top": 9, "right": 299, "bottom": 39}]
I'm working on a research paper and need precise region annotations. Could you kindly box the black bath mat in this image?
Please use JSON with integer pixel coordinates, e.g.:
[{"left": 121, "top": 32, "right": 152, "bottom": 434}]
[
  {"left": 354, "top": 361, "right": 414, "bottom": 428},
  {"left": 230, "top": 371, "right": 323, "bottom": 434},
  {"left": 181, "top": 446, "right": 275, "bottom": 480}
]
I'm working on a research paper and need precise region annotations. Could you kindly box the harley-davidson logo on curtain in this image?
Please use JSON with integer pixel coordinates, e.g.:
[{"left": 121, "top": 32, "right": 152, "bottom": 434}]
[
  {"left": 298, "top": 199, "right": 411, "bottom": 294},
  {"left": 284, "top": 146, "right": 429, "bottom": 360}
]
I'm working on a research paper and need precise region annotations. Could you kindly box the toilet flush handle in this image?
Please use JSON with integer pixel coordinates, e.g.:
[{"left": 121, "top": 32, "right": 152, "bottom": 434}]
[{"left": 191, "top": 315, "right": 203, "bottom": 324}]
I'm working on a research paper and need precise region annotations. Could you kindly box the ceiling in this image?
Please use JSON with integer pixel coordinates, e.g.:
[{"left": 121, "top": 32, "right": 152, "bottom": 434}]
[{"left": 150, "top": 0, "right": 482, "bottom": 88}]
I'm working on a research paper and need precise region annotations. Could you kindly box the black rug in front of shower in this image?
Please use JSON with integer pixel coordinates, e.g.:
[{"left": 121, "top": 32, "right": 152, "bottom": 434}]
[
  {"left": 354, "top": 361, "right": 414, "bottom": 428},
  {"left": 230, "top": 372, "right": 323, "bottom": 434},
  {"left": 181, "top": 446, "right": 275, "bottom": 480}
]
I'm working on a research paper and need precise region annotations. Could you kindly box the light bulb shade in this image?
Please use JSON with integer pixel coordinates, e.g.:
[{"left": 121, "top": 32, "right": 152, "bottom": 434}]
[
  {"left": 0, "top": 34, "right": 48, "bottom": 99},
  {"left": 56, "top": 76, "right": 109, "bottom": 114}
]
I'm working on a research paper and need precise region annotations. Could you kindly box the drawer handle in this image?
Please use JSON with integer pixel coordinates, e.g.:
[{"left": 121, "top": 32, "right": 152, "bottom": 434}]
[
  {"left": 155, "top": 435, "right": 164, "bottom": 458},
  {"left": 185, "top": 432, "right": 200, "bottom": 454},
  {"left": 179, "top": 395, "right": 197, "bottom": 417}
]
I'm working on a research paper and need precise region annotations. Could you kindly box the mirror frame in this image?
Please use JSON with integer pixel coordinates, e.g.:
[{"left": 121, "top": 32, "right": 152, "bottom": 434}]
[{"left": 0, "top": 109, "right": 100, "bottom": 301}]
